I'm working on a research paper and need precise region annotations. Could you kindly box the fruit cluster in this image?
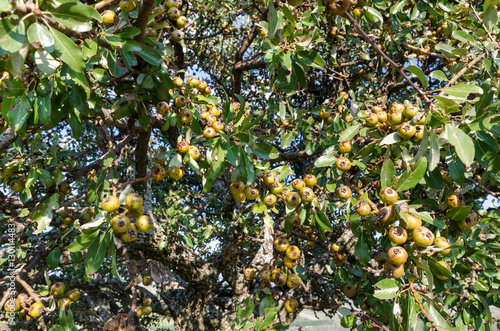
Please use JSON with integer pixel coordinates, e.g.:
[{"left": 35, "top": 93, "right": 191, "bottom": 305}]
[
  {"left": 135, "top": 298, "right": 153, "bottom": 317},
  {"left": 4, "top": 282, "right": 80, "bottom": 320},
  {"left": 103, "top": 313, "right": 136, "bottom": 331},
  {"left": 102, "top": 193, "right": 153, "bottom": 242}
]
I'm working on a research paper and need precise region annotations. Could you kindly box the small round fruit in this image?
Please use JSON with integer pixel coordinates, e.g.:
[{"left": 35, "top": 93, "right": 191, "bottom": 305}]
[
  {"left": 51, "top": 282, "right": 66, "bottom": 296},
  {"left": 142, "top": 276, "right": 153, "bottom": 286},
  {"left": 285, "top": 245, "right": 301, "bottom": 260},
  {"left": 171, "top": 30, "right": 183, "bottom": 42},
  {"left": 388, "top": 111, "right": 404, "bottom": 125},
  {"left": 365, "top": 113, "right": 379, "bottom": 127},
  {"left": 343, "top": 284, "right": 356, "bottom": 298},
  {"left": 331, "top": 243, "right": 340, "bottom": 252},
  {"left": 10, "top": 179, "right": 25, "bottom": 192},
  {"left": 413, "top": 125, "right": 425, "bottom": 141},
  {"left": 174, "top": 95, "right": 187, "bottom": 108},
  {"left": 283, "top": 256, "right": 297, "bottom": 269},
  {"left": 233, "top": 192, "right": 246, "bottom": 203},
  {"left": 143, "top": 298, "right": 152, "bottom": 306},
  {"left": 434, "top": 237, "right": 451, "bottom": 255},
  {"left": 304, "top": 174, "right": 317, "bottom": 187},
  {"left": 58, "top": 298, "right": 72, "bottom": 310},
  {"left": 262, "top": 172, "right": 275, "bottom": 186},
  {"left": 460, "top": 211, "right": 478, "bottom": 229},
  {"left": 127, "top": 206, "right": 144, "bottom": 218},
  {"left": 435, "top": 261, "right": 451, "bottom": 280},
  {"left": 151, "top": 166, "right": 167, "bottom": 181},
  {"left": 119, "top": 0, "right": 137, "bottom": 12},
  {"left": 120, "top": 224, "right": 138, "bottom": 242},
  {"left": 388, "top": 246, "right": 408, "bottom": 265},
  {"left": 125, "top": 193, "right": 143, "bottom": 211},
  {"left": 319, "top": 109, "right": 331, "bottom": 120},
  {"left": 384, "top": 261, "right": 404, "bottom": 279},
  {"left": 203, "top": 127, "right": 216, "bottom": 139},
  {"left": 284, "top": 298, "right": 298, "bottom": 313},
  {"left": 67, "top": 289, "right": 80, "bottom": 301},
  {"left": 177, "top": 141, "right": 189, "bottom": 153},
  {"left": 299, "top": 187, "right": 315, "bottom": 202},
  {"left": 244, "top": 187, "right": 259, "bottom": 200},
  {"left": 269, "top": 182, "right": 284, "bottom": 194},
  {"left": 213, "top": 121, "right": 224, "bottom": 131},
  {"left": 447, "top": 192, "right": 466, "bottom": 208},
  {"left": 389, "top": 226, "right": 408, "bottom": 245},
  {"left": 168, "top": 166, "right": 184, "bottom": 179},
  {"left": 380, "top": 187, "right": 398, "bottom": 205},
  {"left": 187, "top": 146, "right": 200, "bottom": 161},
  {"left": 136, "top": 307, "right": 143, "bottom": 317},
  {"left": 4, "top": 299, "right": 20, "bottom": 312},
  {"left": 377, "top": 111, "right": 388, "bottom": 123},
  {"left": 156, "top": 101, "right": 169, "bottom": 115},
  {"left": 378, "top": 206, "right": 396, "bottom": 225},
  {"left": 19, "top": 309, "right": 31, "bottom": 321},
  {"left": 167, "top": 7, "right": 180, "bottom": 21},
  {"left": 338, "top": 140, "right": 352, "bottom": 154},
  {"left": 17, "top": 293, "right": 29, "bottom": 303},
  {"left": 111, "top": 215, "right": 131, "bottom": 233},
  {"left": 397, "top": 123, "right": 416, "bottom": 139},
  {"left": 244, "top": 268, "right": 256, "bottom": 279},
  {"left": 260, "top": 269, "right": 271, "bottom": 281},
  {"left": 136, "top": 215, "right": 153, "bottom": 232},
  {"left": 412, "top": 226, "right": 435, "bottom": 247},
  {"left": 230, "top": 181, "right": 245, "bottom": 194},
  {"left": 325, "top": 0, "right": 350, "bottom": 15},
  {"left": 292, "top": 178, "right": 305, "bottom": 191},
  {"left": 1, "top": 167, "right": 14, "bottom": 179},
  {"left": 274, "top": 237, "right": 290, "bottom": 252},
  {"left": 101, "top": 10, "right": 115, "bottom": 28},
  {"left": 336, "top": 157, "right": 351, "bottom": 172},
  {"left": 271, "top": 269, "right": 287, "bottom": 286},
  {"left": 142, "top": 305, "right": 153, "bottom": 315},
  {"left": 336, "top": 186, "right": 352, "bottom": 200},
  {"left": 286, "top": 192, "right": 301, "bottom": 207},
  {"left": 286, "top": 274, "right": 301, "bottom": 288},
  {"left": 403, "top": 104, "right": 419, "bottom": 119},
  {"left": 354, "top": 200, "right": 371, "bottom": 216},
  {"left": 404, "top": 213, "right": 422, "bottom": 231},
  {"left": 389, "top": 102, "right": 405, "bottom": 113},
  {"left": 29, "top": 302, "right": 44, "bottom": 318},
  {"left": 264, "top": 194, "right": 277, "bottom": 207}
]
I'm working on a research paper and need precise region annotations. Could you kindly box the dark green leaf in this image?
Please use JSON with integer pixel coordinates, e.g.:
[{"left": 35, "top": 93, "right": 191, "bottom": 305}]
[
  {"left": 0, "top": 20, "right": 25, "bottom": 55},
  {"left": 396, "top": 157, "right": 427, "bottom": 192},
  {"left": 49, "top": 27, "right": 85, "bottom": 72},
  {"left": 268, "top": 3, "right": 278, "bottom": 39},
  {"left": 445, "top": 123, "right": 474, "bottom": 167},
  {"left": 381, "top": 158, "right": 397, "bottom": 188},
  {"left": 406, "top": 65, "right": 428, "bottom": 88},
  {"left": 47, "top": 248, "right": 61, "bottom": 269}
]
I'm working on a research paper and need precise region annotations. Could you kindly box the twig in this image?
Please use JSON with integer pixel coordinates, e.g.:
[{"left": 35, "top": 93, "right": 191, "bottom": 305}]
[
  {"left": 437, "top": 53, "right": 486, "bottom": 96},
  {"left": 410, "top": 282, "right": 435, "bottom": 329},
  {"left": 343, "top": 12, "right": 431, "bottom": 104}
]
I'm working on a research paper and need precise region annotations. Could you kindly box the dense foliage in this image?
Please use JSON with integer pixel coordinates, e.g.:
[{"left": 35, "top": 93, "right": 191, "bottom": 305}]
[{"left": 1, "top": 0, "right": 500, "bottom": 330}]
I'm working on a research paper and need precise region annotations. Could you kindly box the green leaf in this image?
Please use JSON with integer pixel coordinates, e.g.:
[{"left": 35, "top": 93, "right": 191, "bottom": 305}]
[
  {"left": 396, "top": 157, "right": 427, "bottom": 192},
  {"left": 406, "top": 65, "right": 428, "bottom": 88},
  {"left": 446, "top": 151, "right": 465, "bottom": 185},
  {"left": 445, "top": 123, "right": 474, "bottom": 167},
  {"left": 354, "top": 230, "right": 370, "bottom": 265},
  {"left": 429, "top": 70, "right": 448, "bottom": 81},
  {"left": 47, "top": 248, "right": 61, "bottom": 269},
  {"left": 390, "top": 0, "right": 406, "bottom": 14},
  {"left": 314, "top": 154, "right": 336, "bottom": 168},
  {"left": 51, "top": 2, "right": 102, "bottom": 32},
  {"left": 0, "top": 19, "right": 25, "bottom": 56},
  {"left": 135, "top": 44, "right": 163, "bottom": 65},
  {"left": 67, "top": 230, "right": 99, "bottom": 252},
  {"left": 473, "top": 293, "right": 492, "bottom": 322},
  {"left": 446, "top": 206, "right": 472, "bottom": 222},
  {"left": 452, "top": 30, "right": 476, "bottom": 42},
  {"left": 281, "top": 4, "right": 295, "bottom": 27},
  {"left": 315, "top": 209, "right": 332, "bottom": 232},
  {"left": 373, "top": 279, "right": 400, "bottom": 300},
  {"left": 427, "top": 302, "right": 452, "bottom": 330},
  {"left": 292, "top": 62, "right": 307, "bottom": 87},
  {"left": 379, "top": 132, "right": 401, "bottom": 145},
  {"left": 475, "top": 139, "right": 500, "bottom": 172},
  {"left": 34, "top": 50, "right": 59, "bottom": 75},
  {"left": 259, "top": 294, "right": 274, "bottom": 315},
  {"left": 365, "top": 6, "right": 383, "bottom": 23},
  {"left": 49, "top": 27, "right": 85, "bottom": 72},
  {"left": 0, "top": 0, "right": 11, "bottom": 11},
  {"left": 340, "top": 315, "right": 356, "bottom": 328},
  {"left": 27, "top": 23, "right": 54, "bottom": 53},
  {"left": 339, "top": 123, "right": 360, "bottom": 141},
  {"left": 484, "top": 6, "right": 498, "bottom": 31},
  {"left": 268, "top": 3, "right": 278, "bottom": 39},
  {"left": 7, "top": 96, "right": 31, "bottom": 132},
  {"left": 380, "top": 158, "right": 397, "bottom": 188},
  {"left": 251, "top": 142, "right": 279, "bottom": 160},
  {"left": 85, "top": 230, "right": 111, "bottom": 274},
  {"left": 256, "top": 307, "right": 279, "bottom": 331},
  {"left": 440, "top": 84, "right": 483, "bottom": 97}
]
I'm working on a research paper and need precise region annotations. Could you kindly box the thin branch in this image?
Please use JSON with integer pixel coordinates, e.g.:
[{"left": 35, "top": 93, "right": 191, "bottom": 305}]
[
  {"left": 343, "top": 12, "right": 431, "bottom": 104},
  {"left": 437, "top": 53, "right": 486, "bottom": 96}
]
